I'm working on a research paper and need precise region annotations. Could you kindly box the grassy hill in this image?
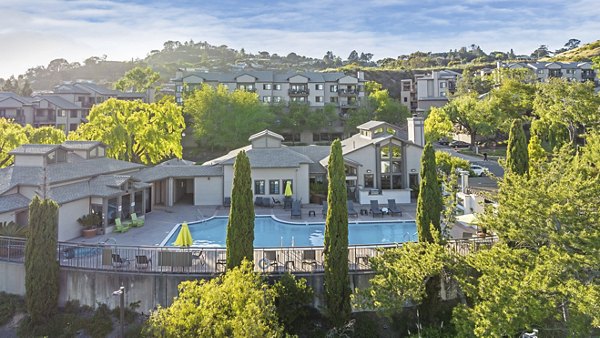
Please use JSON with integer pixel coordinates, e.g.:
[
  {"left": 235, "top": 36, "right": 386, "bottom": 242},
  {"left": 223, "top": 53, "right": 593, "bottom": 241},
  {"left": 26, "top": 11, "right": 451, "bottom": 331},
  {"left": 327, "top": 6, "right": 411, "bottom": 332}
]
[{"left": 546, "top": 40, "right": 600, "bottom": 62}]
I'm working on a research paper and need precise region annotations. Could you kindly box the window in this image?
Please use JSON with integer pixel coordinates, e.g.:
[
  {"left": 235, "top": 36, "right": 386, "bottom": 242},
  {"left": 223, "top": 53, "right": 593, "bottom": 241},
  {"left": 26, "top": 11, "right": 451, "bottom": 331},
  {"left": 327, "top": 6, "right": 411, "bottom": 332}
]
[
  {"left": 330, "top": 85, "right": 338, "bottom": 92},
  {"left": 176, "top": 85, "right": 182, "bottom": 92},
  {"left": 404, "top": 97, "right": 408, "bottom": 102},
  {"left": 538, "top": 69, "right": 544, "bottom": 74},
  {"left": 380, "top": 143, "right": 403, "bottom": 189},
  {"left": 254, "top": 180, "right": 265, "bottom": 195},
  {"left": 440, "top": 82, "right": 447, "bottom": 88},
  {"left": 263, "top": 84, "right": 272, "bottom": 90},
  {"left": 69, "top": 123, "right": 78, "bottom": 131},
  {"left": 274, "top": 84, "right": 281, "bottom": 90},
  {"left": 57, "top": 110, "right": 65, "bottom": 117},
  {"left": 176, "top": 97, "right": 183, "bottom": 104},
  {"left": 440, "top": 92, "right": 447, "bottom": 97},
  {"left": 330, "top": 97, "right": 338, "bottom": 103},
  {"left": 315, "top": 84, "right": 323, "bottom": 90},
  {"left": 269, "top": 180, "right": 280, "bottom": 194},
  {"left": 315, "top": 96, "right": 323, "bottom": 103},
  {"left": 263, "top": 96, "right": 272, "bottom": 103},
  {"left": 70, "top": 110, "right": 78, "bottom": 118},
  {"left": 273, "top": 96, "right": 282, "bottom": 103},
  {"left": 364, "top": 174, "right": 374, "bottom": 188}
]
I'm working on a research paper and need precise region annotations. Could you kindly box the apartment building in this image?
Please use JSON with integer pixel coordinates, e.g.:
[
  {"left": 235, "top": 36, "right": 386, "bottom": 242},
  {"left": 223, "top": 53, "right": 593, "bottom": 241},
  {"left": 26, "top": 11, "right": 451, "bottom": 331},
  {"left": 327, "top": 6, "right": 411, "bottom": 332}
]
[
  {"left": 171, "top": 70, "right": 366, "bottom": 143},
  {"left": 502, "top": 61, "right": 598, "bottom": 85},
  {"left": 1, "top": 82, "right": 149, "bottom": 135},
  {"left": 414, "top": 70, "right": 460, "bottom": 114},
  {"left": 399, "top": 78, "right": 417, "bottom": 112}
]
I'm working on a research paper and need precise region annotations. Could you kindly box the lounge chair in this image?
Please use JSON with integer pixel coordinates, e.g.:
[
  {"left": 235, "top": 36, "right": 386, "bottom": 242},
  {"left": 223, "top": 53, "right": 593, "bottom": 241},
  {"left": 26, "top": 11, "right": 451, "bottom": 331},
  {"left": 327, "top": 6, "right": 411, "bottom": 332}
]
[
  {"left": 223, "top": 197, "right": 231, "bottom": 207},
  {"left": 262, "top": 197, "right": 273, "bottom": 208},
  {"left": 322, "top": 201, "right": 328, "bottom": 217},
  {"left": 259, "top": 250, "right": 280, "bottom": 271},
  {"left": 114, "top": 218, "right": 130, "bottom": 233},
  {"left": 301, "top": 250, "right": 317, "bottom": 269},
  {"left": 135, "top": 255, "right": 152, "bottom": 269},
  {"left": 131, "top": 213, "right": 144, "bottom": 227},
  {"left": 347, "top": 200, "right": 358, "bottom": 218},
  {"left": 387, "top": 199, "right": 403, "bottom": 216},
  {"left": 291, "top": 200, "right": 302, "bottom": 219},
  {"left": 370, "top": 200, "right": 383, "bottom": 217},
  {"left": 112, "top": 253, "right": 130, "bottom": 268},
  {"left": 255, "top": 196, "right": 263, "bottom": 207},
  {"left": 272, "top": 197, "right": 281, "bottom": 206}
]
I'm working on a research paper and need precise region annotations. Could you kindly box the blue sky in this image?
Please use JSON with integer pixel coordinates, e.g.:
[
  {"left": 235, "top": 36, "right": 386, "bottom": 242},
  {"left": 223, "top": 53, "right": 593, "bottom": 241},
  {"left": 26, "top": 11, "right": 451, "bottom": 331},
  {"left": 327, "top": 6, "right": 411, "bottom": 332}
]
[{"left": 0, "top": 0, "right": 598, "bottom": 78}]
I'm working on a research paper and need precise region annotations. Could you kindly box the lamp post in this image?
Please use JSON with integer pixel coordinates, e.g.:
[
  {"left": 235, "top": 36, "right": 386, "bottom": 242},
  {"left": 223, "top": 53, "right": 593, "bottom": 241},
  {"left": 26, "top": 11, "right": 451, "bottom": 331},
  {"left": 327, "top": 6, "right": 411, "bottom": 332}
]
[{"left": 112, "top": 286, "right": 125, "bottom": 338}]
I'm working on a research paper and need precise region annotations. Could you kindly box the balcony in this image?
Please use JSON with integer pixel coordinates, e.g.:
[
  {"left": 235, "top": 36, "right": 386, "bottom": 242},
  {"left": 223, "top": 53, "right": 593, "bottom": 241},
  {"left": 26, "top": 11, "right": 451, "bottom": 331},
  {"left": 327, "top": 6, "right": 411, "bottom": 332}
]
[
  {"left": 582, "top": 71, "right": 596, "bottom": 80},
  {"left": 288, "top": 100, "right": 310, "bottom": 106},
  {"left": 341, "top": 101, "right": 359, "bottom": 108},
  {"left": 337, "top": 89, "right": 358, "bottom": 96},
  {"left": 549, "top": 71, "right": 563, "bottom": 78},
  {"left": 237, "top": 87, "right": 257, "bottom": 93},
  {"left": 288, "top": 89, "right": 309, "bottom": 96}
]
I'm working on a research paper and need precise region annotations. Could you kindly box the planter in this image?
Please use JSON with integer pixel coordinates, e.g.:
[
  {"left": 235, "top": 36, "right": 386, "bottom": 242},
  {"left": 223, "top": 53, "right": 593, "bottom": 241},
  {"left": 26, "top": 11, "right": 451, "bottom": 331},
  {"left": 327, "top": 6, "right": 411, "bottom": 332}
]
[{"left": 82, "top": 228, "right": 97, "bottom": 238}]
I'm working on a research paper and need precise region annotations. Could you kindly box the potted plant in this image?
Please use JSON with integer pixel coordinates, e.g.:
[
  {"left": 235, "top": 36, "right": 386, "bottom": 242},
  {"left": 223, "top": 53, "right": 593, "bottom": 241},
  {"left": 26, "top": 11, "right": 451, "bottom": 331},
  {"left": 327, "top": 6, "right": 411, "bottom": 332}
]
[{"left": 77, "top": 213, "right": 102, "bottom": 238}]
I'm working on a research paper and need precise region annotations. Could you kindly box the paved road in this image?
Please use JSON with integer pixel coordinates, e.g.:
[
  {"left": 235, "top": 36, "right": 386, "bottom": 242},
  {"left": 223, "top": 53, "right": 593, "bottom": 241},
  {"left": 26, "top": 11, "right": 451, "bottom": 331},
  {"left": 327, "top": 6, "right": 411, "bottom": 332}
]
[{"left": 434, "top": 145, "right": 504, "bottom": 178}]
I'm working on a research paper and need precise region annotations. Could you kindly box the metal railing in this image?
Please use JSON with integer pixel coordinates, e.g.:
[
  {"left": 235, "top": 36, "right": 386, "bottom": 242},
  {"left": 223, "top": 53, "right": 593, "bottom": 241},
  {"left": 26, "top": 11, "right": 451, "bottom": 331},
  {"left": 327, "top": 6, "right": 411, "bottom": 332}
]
[{"left": 0, "top": 236, "right": 497, "bottom": 275}]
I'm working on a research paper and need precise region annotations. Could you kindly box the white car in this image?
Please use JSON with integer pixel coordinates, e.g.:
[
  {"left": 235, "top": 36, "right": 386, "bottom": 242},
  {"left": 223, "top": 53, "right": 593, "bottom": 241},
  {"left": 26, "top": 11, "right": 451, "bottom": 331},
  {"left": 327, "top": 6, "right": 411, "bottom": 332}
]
[{"left": 470, "top": 165, "right": 489, "bottom": 177}]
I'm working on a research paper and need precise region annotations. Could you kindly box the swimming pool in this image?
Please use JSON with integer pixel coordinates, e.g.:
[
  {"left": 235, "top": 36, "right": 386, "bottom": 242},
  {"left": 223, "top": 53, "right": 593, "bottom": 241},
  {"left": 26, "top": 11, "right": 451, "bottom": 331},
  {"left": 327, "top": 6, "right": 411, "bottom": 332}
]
[{"left": 162, "top": 216, "right": 417, "bottom": 248}]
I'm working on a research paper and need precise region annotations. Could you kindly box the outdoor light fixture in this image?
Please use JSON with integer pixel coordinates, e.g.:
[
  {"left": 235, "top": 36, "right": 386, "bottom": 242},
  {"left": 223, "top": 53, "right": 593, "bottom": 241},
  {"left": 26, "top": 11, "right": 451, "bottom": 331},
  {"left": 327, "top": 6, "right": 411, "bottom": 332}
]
[{"left": 113, "top": 286, "right": 125, "bottom": 338}]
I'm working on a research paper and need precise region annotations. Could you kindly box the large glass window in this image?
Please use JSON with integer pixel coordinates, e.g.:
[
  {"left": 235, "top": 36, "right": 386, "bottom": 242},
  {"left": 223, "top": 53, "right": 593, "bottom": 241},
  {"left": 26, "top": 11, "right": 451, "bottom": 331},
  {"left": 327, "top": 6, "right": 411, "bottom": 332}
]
[
  {"left": 254, "top": 180, "right": 265, "bottom": 195},
  {"left": 364, "top": 174, "right": 374, "bottom": 188},
  {"left": 380, "top": 143, "right": 404, "bottom": 189},
  {"left": 269, "top": 180, "right": 280, "bottom": 194}
]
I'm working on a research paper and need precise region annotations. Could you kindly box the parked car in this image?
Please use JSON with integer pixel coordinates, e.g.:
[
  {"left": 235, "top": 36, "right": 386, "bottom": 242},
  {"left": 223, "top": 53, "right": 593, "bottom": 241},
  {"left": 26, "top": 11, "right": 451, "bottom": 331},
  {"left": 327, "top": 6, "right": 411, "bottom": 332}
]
[
  {"left": 437, "top": 138, "right": 450, "bottom": 146},
  {"left": 470, "top": 164, "right": 489, "bottom": 177},
  {"left": 449, "top": 140, "right": 470, "bottom": 148}
]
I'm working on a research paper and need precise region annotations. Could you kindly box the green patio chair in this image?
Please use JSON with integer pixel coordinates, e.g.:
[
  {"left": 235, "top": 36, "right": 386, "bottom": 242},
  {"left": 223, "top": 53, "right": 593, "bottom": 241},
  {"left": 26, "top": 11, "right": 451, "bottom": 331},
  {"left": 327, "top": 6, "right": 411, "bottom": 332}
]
[
  {"left": 114, "top": 218, "right": 130, "bottom": 233},
  {"left": 131, "top": 213, "right": 144, "bottom": 227}
]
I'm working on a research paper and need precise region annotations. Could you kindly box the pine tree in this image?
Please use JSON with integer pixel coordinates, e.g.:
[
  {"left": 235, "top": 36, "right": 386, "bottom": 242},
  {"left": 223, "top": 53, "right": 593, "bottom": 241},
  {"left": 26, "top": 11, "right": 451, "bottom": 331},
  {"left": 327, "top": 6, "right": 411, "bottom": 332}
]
[
  {"left": 506, "top": 119, "right": 529, "bottom": 175},
  {"left": 226, "top": 151, "right": 254, "bottom": 270},
  {"left": 323, "top": 139, "right": 351, "bottom": 327},
  {"left": 416, "top": 142, "right": 442, "bottom": 243},
  {"left": 25, "top": 196, "right": 59, "bottom": 327},
  {"left": 527, "top": 133, "right": 546, "bottom": 175}
]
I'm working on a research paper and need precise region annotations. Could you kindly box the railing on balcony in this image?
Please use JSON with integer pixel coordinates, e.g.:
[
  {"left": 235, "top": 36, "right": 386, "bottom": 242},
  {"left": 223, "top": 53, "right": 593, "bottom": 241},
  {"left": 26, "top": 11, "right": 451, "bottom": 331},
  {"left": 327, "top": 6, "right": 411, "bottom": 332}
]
[
  {"left": 33, "top": 112, "right": 56, "bottom": 123},
  {"left": 0, "top": 236, "right": 498, "bottom": 275},
  {"left": 288, "top": 89, "right": 309, "bottom": 96},
  {"left": 337, "top": 89, "right": 358, "bottom": 96}
]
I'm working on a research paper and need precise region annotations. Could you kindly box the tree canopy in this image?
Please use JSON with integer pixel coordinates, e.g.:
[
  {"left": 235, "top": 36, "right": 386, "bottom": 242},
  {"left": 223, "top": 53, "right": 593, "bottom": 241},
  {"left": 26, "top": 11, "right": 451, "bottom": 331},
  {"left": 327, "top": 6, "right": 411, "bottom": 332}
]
[
  {"left": 505, "top": 119, "right": 528, "bottom": 175},
  {"left": 69, "top": 98, "right": 184, "bottom": 164},
  {"left": 24, "top": 125, "right": 66, "bottom": 145},
  {"left": 0, "top": 118, "right": 28, "bottom": 168},
  {"left": 185, "top": 84, "right": 273, "bottom": 151},
  {"left": 145, "top": 261, "right": 284, "bottom": 337},
  {"left": 114, "top": 66, "right": 160, "bottom": 92}
]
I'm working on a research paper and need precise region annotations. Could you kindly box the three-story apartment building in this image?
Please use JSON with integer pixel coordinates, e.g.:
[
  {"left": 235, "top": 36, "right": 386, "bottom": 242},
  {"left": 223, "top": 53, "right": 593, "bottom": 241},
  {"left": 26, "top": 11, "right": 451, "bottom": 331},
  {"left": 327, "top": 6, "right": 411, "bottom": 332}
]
[
  {"left": 171, "top": 70, "right": 366, "bottom": 143},
  {"left": 502, "top": 61, "right": 598, "bottom": 85}
]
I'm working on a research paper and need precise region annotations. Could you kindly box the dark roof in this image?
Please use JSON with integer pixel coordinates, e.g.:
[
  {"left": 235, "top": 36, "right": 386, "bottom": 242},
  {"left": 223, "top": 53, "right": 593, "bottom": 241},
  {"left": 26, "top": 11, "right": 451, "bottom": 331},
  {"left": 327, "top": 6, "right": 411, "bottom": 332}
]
[
  {"left": 0, "top": 194, "right": 30, "bottom": 213},
  {"left": 221, "top": 148, "right": 313, "bottom": 168},
  {"left": 61, "top": 141, "right": 105, "bottom": 151},
  {"left": 34, "top": 95, "right": 82, "bottom": 109},
  {"left": 288, "top": 146, "right": 329, "bottom": 174},
  {"left": 177, "top": 70, "right": 353, "bottom": 84},
  {"left": 133, "top": 164, "right": 223, "bottom": 182},
  {"left": 9, "top": 144, "right": 62, "bottom": 155}
]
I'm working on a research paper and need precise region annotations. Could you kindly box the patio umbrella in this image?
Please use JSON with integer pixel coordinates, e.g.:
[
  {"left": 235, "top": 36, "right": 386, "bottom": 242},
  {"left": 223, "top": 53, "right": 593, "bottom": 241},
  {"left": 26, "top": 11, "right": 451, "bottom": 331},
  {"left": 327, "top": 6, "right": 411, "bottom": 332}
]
[
  {"left": 456, "top": 214, "right": 479, "bottom": 226},
  {"left": 284, "top": 181, "right": 293, "bottom": 197},
  {"left": 174, "top": 222, "right": 193, "bottom": 247}
]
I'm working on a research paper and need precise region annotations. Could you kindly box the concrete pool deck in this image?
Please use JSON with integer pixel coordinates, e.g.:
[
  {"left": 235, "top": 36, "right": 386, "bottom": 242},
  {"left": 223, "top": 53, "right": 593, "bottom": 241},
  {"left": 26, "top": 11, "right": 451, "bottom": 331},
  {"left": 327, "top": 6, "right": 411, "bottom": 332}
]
[{"left": 70, "top": 202, "right": 475, "bottom": 247}]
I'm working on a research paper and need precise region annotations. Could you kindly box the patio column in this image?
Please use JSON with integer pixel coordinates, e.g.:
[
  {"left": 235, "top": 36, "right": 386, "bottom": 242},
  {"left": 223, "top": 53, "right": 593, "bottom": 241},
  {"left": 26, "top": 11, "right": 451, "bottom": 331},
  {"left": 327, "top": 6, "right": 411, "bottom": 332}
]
[{"left": 167, "top": 177, "right": 174, "bottom": 207}]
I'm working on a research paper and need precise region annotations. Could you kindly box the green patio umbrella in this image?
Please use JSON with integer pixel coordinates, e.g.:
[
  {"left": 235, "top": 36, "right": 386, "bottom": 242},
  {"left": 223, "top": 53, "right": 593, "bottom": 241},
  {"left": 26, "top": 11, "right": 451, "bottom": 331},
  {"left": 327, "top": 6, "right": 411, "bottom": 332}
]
[
  {"left": 174, "top": 222, "right": 193, "bottom": 247},
  {"left": 284, "top": 181, "right": 293, "bottom": 197}
]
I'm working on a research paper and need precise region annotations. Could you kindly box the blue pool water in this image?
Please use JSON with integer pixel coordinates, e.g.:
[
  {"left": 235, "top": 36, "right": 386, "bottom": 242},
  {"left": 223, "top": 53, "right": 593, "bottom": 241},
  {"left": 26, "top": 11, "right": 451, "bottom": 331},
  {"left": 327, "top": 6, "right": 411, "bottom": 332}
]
[{"left": 164, "top": 216, "right": 417, "bottom": 248}]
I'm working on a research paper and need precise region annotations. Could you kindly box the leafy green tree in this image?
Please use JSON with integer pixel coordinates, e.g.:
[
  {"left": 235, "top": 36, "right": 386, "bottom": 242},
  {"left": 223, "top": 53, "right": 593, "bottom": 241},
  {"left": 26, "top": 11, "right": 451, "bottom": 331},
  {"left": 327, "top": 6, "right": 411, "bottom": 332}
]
[
  {"left": 226, "top": 151, "right": 254, "bottom": 270},
  {"left": 442, "top": 95, "right": 497, "bottom": 146},
  {"left": 69, "top": 98, "right": 184, "bottom": 164},
  {"left": 345, "top": 81, "right": 409, "bottom": 132},
  {"left": 435, "top": 151, "right": 470, "bottom": 176},
  {"left": 505, "top": 119, "right": 528, "bottom": 175},
  {"left": 323, "top": 139, "right": 351, "bottom": 327},
  {"left": 145, "top": 261, "right": 284, "bottom": 337},
  {"left": 455, "top": 67, "right": 493, "bottom": 96},
  {"left": 186, "top": 84, "right": 273, "bottom": 151},
  {"left": 488, "top": 78, "right": 535, "bottom": 132},
  {"left": 24, "top": 125, "right": 66, "bottom": 144},
  {"left": 25, "top": 196, "right": 59, "bottom": 328},
  {"left": 114, "top": 66, "right": 160, "bottom": 92},
  {"left": 0, "top": 118, "right": 28, "bottom": 167},
  {"left": 416, "top": 143, "right": 442, "bottom": 243},
  {"left": 533, "top": 78, "right": 600, "bottom": 145},
  {"left": 424, "top": 107, "right": 453, "bottom": 142},
  {"left": 273, "top": 273, "right": 314, "bottom": 333}
]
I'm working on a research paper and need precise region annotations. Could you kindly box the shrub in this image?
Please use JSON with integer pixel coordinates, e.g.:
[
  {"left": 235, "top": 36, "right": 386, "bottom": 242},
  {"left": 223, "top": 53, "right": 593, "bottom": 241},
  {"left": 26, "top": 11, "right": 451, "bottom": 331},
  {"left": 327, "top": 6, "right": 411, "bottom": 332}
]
[
  {"left": 85, "top": 304, "right": 113, "bottom": 338},
  {"left": 273, "top": 273, "right": 314, "bottom": 333},
  {"left": 0, "top": 221, "right": 28, "bottom": 237},
  {"left": 77, "top": 213, "right": 102, "bottom": 230},
  {"left": 0, "top": 292, "right": 24, "bottom": 326}
]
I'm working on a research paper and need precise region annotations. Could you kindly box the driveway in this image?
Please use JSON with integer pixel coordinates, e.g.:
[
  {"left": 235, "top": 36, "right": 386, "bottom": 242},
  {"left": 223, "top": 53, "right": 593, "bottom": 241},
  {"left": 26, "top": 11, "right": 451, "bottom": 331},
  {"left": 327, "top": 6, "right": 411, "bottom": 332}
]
[{"left": 434, "top": 145, "right": 504, "bottom": 177}]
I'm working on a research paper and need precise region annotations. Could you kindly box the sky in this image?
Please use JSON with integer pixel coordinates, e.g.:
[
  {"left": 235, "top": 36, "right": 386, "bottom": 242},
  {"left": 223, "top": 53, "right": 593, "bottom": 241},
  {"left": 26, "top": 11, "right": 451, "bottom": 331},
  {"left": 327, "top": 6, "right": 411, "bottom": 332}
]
[{"left": 1, "top": 0, "right": 599, "bottom": 78}]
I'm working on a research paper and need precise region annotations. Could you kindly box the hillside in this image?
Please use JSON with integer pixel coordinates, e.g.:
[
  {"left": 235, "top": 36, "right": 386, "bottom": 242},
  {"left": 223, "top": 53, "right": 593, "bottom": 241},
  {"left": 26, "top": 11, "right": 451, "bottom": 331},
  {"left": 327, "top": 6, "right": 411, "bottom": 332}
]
[{"left": 546, "top": 40, "right": 600, "bottom": 62}]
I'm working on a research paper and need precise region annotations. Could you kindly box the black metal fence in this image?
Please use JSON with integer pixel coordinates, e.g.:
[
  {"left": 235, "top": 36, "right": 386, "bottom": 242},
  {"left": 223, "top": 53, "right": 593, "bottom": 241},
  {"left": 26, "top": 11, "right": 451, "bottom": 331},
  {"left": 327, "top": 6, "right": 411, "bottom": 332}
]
[{"left": 0, "top": 236, "right": 497, "bottom": 275}]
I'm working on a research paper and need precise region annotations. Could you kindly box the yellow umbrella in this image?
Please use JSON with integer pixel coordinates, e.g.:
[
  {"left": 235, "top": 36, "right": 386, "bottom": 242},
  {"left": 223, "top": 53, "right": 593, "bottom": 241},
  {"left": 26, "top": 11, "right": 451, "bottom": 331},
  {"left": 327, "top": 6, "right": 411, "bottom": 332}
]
[
  {"left": 174, "top": 222, "right": 193, "bottom": 247},
  {"left": 284, "top": 181, "right": 293, "bottom": 197}
]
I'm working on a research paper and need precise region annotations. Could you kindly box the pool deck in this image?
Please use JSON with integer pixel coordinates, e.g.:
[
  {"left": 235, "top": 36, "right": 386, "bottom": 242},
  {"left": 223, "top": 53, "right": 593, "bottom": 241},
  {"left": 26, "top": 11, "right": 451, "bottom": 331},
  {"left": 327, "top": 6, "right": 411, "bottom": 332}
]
[{"left": 71, "top": 202, "right": 476, "bottom": 247}]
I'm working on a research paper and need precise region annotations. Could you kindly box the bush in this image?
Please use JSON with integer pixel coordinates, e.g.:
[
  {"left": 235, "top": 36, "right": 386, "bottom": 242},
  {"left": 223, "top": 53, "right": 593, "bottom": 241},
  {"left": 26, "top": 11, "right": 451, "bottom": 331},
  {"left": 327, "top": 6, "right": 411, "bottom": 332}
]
[
  {"left": 85, "top": 304, "right": 113, "bottom": 338},
  {"left": 77, "top": 213, "right": 102, "bottom": 230},
  {"left": 0, "top": 292, "right": 24, "bottom": 326},
  {"left": 273, "top": 273, "right": 314, "bottom": 333},
  {"left": 0, "top": 221, "right": 28, "bottom": 237}
]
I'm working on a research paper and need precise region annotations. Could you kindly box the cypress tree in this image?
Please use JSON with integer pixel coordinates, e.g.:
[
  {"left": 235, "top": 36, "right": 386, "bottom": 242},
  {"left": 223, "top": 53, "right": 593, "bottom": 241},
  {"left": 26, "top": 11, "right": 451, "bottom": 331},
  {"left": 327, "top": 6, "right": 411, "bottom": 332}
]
[
  {"left": 25, "top": 196, "right": 59, "bottom": 327},
  {"left": 416, "top": 142, "right": 442, "bottom": 243},
  {"left": 323, "top": 139, "right": 351, "bottom": 327},
  {"left": 226, "top": 151, "right": 255, "bottom": 270},
  {"left": 506, "top": 119, "right": 529, "bottom": 175}
]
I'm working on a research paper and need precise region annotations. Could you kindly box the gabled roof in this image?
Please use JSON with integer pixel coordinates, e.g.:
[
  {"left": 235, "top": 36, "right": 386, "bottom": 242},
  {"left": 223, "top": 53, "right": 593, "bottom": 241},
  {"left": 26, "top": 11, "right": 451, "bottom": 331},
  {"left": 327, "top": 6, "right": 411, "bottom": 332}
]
[
  {"left": 0, "top": 194, "right": 30, "bottom": 213},
  {"left": 9, "top": 144, "right": 63, "bottom": 155},
  {"left": 219, "top": 147, "right": 314, "bottom": 168},
  {"left": 248, "top": 129, "right": 284, "bottom": 142},
  {"left": 357, "top": 120, "right": 388, "bottom": 130},
  {"left": 176, "top": 70, "right": 355, "bottom": 84},
  {"left": 61, "top": 141, "right": 105, "bottom": 151},
  {"left": 133, "top": 159, "right": 223, "bottom": 182},
  {"left": 288, "top": 145, "right": 330, "bottom": 174},
  {"left": 34, "top": 95, "right": 82, "bottom": 109},
  {"left": 0, "top": 92, "right": 33, "bottom": 105}
]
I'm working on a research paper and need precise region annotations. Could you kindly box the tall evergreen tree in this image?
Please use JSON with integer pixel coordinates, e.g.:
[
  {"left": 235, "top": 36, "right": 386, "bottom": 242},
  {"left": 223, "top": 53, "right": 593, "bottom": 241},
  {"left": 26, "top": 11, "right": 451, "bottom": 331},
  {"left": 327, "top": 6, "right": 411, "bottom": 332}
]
[
  {"left": 506, "top": 119, "right": 529, "bottom": 175},
  {"left": 416, "top": 142, "right": 442, "bottom": 243},
  {"left": 25, "top": 196, "right": 59, "bottom": 327},
  {"left": 226, "top": 151, "right": 254, "bottom": 270},
  {"left": 323, "top": 139, "right": 351, "bottom": 327}
]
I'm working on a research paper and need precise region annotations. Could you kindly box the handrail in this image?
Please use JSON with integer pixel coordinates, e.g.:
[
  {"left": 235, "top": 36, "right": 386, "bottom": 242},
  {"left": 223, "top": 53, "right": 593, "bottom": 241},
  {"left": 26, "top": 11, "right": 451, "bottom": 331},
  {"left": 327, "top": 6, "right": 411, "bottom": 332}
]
[{"left": 0, "top": 235, "right": 498, "bottom": 274}]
